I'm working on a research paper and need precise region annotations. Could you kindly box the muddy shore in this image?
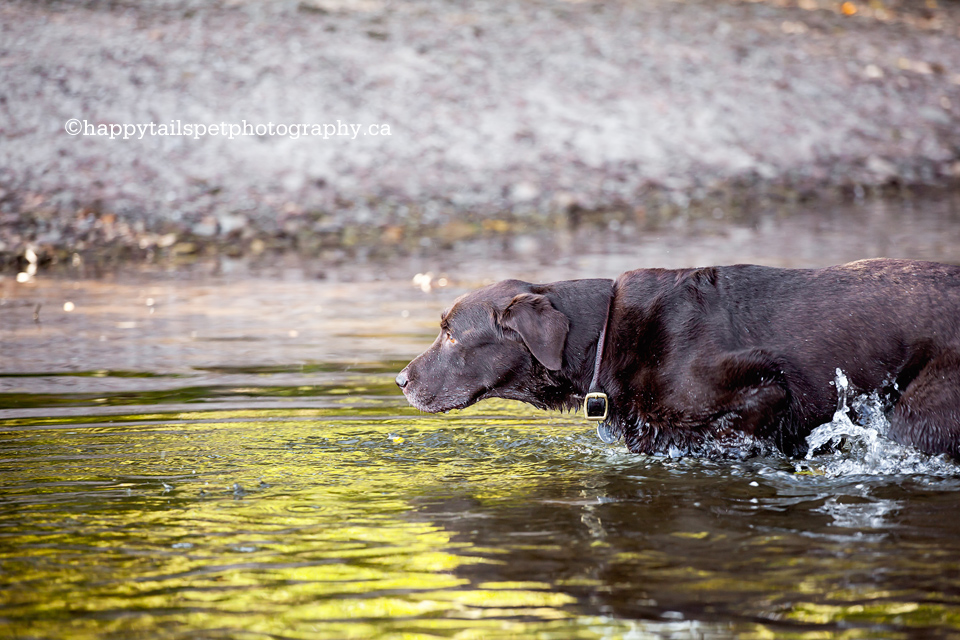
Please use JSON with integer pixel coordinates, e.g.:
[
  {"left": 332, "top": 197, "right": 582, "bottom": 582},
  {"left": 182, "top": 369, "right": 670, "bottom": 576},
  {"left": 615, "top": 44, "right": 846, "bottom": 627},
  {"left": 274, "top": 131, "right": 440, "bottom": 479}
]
[{"left": 2, "top": 0, "right": 960, "bottom": 273}]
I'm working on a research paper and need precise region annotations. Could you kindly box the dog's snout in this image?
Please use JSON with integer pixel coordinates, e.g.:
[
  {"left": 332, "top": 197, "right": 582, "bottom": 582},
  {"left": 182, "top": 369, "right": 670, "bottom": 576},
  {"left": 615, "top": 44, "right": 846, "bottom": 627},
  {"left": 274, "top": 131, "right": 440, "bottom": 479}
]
[{"left": 395, "top": 370, "right": 409, "bottom": 389}]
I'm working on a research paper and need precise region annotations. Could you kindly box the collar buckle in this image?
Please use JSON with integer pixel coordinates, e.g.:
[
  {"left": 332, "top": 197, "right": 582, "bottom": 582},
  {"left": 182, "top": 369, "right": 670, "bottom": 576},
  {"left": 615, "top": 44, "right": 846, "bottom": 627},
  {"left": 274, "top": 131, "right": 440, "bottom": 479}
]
[{"left": 583, "top": 392, "right": 609, "bottom": 421}]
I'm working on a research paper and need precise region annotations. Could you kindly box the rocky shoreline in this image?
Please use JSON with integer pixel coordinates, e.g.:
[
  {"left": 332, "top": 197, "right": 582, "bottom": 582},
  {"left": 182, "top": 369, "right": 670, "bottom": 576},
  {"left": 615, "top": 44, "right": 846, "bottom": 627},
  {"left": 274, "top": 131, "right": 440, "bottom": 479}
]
[{"left": 2, "top": 0, "right": 959, "bottom": 273}]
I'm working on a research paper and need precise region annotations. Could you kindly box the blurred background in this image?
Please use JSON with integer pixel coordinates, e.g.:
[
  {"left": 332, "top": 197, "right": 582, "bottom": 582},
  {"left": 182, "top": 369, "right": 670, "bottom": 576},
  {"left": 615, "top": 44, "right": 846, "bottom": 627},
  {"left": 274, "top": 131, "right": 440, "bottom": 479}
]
[
  {"left": 3, "top": 0, "right": 960, "bottom": 371},
  {"left": 1, "top": 0, "right": 959, "bottom": 281}
]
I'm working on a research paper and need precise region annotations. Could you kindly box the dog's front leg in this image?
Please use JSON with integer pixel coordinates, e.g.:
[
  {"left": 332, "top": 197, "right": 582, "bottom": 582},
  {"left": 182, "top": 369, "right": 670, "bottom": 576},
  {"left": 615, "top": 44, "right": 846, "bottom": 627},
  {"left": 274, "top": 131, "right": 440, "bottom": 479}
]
[{"left": 687, "top": 348, "right": 797, "bottom": 450}]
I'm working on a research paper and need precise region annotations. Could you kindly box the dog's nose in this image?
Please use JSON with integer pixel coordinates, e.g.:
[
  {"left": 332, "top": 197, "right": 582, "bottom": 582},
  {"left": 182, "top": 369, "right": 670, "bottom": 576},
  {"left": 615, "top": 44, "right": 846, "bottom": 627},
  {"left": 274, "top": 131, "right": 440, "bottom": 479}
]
[{"left": 395, "top": 370, "right": 409, "bottom": 389}]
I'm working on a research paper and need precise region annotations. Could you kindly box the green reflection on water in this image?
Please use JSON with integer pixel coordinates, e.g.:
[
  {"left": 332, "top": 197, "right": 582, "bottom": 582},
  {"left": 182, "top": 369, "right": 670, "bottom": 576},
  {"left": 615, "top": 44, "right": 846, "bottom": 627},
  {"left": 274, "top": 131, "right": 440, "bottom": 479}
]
[
  {"left": 0, "top": 374, "right": 403, "bottom": 409},
  {"left": 3, "top": 387, "right": 960, "bottom": 639}
]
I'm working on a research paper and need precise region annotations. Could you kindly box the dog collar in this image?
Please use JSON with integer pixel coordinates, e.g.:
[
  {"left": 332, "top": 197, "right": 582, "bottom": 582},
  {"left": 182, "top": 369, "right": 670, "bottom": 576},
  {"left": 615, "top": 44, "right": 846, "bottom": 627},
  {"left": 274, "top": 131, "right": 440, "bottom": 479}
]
[{"left": 583, "top": 286, "right": 614, "bottom": 442}]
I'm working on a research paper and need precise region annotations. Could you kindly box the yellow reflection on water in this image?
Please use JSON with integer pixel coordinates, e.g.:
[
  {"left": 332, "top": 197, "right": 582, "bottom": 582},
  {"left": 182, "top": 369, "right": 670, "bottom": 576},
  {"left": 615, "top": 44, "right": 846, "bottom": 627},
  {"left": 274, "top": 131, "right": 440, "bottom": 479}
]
[
  {"left": 5, "top": 395, "right": 959, "bottom": 639},
  {"left": 0, "top": 402, "right": 632, "bottom": 640}
]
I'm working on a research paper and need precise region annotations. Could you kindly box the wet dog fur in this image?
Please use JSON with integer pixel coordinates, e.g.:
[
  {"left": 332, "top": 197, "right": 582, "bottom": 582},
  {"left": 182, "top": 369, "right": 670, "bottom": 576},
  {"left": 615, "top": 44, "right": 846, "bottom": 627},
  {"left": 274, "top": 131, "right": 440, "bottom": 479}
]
[{"left": 397, "top": 259, "right": 960, "bottom": 458}]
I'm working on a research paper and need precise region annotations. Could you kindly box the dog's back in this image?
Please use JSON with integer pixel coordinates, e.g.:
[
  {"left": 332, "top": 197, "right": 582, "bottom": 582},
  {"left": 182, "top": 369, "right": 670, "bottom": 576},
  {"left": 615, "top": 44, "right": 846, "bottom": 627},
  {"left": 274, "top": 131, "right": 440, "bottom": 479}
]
[{"left": 609, "top": 258, "right": 960, "bottom": 455}]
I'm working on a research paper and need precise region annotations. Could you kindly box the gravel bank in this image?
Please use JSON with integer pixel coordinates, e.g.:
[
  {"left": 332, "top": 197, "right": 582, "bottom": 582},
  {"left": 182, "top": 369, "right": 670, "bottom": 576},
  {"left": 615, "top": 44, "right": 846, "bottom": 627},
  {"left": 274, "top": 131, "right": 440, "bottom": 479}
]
[{"left": 2, "top": 0, "right": 959, "bottom": 270}]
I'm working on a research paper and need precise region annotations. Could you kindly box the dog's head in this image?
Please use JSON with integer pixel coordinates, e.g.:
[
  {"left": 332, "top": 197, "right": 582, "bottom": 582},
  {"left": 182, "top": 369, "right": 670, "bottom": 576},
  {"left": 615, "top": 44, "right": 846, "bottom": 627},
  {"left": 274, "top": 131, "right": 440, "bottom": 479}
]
[{"left": 396, "top": 279, "right": 576, "bottom": 413}]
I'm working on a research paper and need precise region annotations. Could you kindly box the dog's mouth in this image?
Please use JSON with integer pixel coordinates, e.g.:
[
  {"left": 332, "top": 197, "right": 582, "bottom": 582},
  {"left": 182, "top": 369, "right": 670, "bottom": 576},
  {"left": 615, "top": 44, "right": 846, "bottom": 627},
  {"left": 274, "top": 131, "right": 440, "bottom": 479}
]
[
  {"left": 402, "top": 383, "right": 488, "bottom": 414},
  {"left": 410, "top": 396, "right": 474, "bottom": 414}
]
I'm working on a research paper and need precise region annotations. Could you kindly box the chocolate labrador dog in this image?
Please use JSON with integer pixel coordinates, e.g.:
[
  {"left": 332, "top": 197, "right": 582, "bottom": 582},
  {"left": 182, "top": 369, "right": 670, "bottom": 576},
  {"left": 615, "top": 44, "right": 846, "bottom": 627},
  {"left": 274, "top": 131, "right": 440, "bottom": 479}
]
[{"left": 397, "top": 259, "right": 960, "bottom": 458}]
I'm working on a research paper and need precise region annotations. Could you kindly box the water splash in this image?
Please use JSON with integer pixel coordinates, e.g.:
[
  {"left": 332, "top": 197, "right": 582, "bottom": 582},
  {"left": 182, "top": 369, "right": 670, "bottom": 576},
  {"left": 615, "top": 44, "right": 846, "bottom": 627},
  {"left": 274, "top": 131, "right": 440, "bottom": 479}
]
[{"left": 800, "top": 369, "right": 960, "bottom": 477}]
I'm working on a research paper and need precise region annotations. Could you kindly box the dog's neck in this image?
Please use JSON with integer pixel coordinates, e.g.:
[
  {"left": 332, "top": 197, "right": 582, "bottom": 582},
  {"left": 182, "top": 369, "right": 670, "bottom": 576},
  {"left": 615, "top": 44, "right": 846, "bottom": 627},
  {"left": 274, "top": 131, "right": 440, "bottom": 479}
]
[{"left": 535, "top": 278, "right": 615, "bottom": 409}]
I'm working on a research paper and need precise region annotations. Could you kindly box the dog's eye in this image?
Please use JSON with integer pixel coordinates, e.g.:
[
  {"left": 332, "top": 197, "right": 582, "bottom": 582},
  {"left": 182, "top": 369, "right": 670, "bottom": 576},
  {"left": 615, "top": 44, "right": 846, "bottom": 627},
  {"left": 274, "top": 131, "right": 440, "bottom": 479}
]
[{"left": 446, "top": 332, "right": 457, "bottom": 345}]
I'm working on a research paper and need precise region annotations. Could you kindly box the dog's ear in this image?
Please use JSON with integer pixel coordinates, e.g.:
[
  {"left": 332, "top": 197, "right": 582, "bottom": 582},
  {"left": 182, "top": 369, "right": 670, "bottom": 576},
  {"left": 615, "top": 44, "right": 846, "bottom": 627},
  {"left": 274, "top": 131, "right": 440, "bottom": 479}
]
[{"left": 501, "top": 294, "right": 569, "bottom": 371}]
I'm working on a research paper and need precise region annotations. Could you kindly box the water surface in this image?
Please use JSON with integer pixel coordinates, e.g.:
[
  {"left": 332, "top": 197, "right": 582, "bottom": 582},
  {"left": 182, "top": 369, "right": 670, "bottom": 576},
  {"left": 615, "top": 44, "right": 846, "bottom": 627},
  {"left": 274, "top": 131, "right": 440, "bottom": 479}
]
[{"left": 4, "top": 197, "right": 960, "bottom": 639}]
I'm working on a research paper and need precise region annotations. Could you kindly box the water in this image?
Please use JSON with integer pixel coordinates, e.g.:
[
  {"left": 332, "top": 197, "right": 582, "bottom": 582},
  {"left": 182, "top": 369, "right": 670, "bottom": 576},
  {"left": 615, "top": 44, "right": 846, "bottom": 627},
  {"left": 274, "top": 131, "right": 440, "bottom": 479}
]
[
  {"left": 800, "top": 370, "right": 960, "bottom": 478},
  {"left": 7, "top": 400, "right": 960, "bottom": 640},
  {"left": 5, "top": 197, "right": 960, "bottom": 639}
]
